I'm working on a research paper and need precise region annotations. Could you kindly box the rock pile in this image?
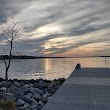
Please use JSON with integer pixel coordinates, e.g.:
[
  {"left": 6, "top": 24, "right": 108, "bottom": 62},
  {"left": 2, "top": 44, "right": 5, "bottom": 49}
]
[{"left": 0, "top": 78, "right": 65, "bottom": 110}]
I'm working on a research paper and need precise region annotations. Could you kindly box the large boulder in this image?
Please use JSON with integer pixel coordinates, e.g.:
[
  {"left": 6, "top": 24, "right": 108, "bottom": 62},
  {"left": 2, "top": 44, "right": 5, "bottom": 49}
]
[
  {"left": 32, "top": 93, "right": 42, "bottom": 101},
  {"left": 0, "top": 87, "right": 6, "bottom": 93},
  {"left": 23, "top": 95, "right": 32, "bottom": 103},
  {"left": 10, "top": 85, "right": 24, "bottom": 100},
  {"left": 38, "top": 80, "right": 48, "bottom": 90},
  {"left": 30, "top": 98, "right": 38, "bottom": 106},
  {"left": 14, "top": 90, "right": 24, "bottom": 100},
  {"left": 33, "top": 88, "right": 43, "bottom": 95},
  {"left": 25, "top": 93, "right": 33, "bottom": 97},
  {"left": 24, "top": 88, "right": 34, "bottom": 95},
  {"left": 10, "top": 85, "right": 20, "bottom": 94},
  {"left": 16, "top": 99, "right": 25, "bottom": 107}
]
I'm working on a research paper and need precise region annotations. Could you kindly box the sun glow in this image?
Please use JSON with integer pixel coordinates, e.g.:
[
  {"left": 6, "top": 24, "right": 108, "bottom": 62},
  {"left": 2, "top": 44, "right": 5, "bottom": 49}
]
[{"left": 44, "top": 45, "right": 50, "bottom": 50}]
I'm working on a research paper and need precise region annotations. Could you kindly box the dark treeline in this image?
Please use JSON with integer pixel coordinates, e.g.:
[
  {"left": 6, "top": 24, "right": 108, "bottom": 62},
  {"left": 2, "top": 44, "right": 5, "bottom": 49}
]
[
  {"left": 0, "top": 55, "right": 110, "bottom": 60},
  {"left": 0, "top": 55, "right": 67, "bottom": 60}
]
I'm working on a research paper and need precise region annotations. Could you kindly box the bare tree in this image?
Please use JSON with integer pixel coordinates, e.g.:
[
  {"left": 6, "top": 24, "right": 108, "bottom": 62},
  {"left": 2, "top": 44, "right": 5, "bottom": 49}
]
[{"left": 0, "top": 23, "right": 21, "bottom": 82}]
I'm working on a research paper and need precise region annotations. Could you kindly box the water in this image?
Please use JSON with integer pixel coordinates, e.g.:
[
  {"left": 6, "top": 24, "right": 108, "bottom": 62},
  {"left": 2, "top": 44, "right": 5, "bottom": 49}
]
[{"left": 0, "top": 57, "right": 110, "bottom": 80}]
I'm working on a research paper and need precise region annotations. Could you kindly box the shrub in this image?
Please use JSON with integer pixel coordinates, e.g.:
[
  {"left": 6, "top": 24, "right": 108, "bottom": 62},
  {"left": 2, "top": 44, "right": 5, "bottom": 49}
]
[{"left": 0, "top": 100, "right": 16, "bottom": 110}]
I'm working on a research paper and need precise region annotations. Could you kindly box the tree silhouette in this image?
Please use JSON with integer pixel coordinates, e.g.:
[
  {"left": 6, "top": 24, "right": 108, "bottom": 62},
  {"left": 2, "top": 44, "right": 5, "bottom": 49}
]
[{"left": 0, "top": 23, "right": 21, "bottom": 82}]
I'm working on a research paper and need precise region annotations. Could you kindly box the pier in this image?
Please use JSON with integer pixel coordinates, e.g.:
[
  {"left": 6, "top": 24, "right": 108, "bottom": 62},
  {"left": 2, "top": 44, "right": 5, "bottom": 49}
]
[{"left": 42, "top": 67, "right": 110, "bottom": 110}]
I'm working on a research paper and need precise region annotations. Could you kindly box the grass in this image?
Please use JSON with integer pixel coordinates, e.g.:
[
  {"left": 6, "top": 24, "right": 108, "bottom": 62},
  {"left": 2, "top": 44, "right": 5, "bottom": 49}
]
[{"left": 0, "top": 100, "right": 16, "bottom": 110}]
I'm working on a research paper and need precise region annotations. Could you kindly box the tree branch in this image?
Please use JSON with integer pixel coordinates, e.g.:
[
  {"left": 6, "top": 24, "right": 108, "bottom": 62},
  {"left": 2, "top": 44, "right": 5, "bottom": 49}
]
[
  {"left": 13, "top": 28, "right": 21, "bottom": 40},
  {"left": 1, "top": 33, "right": 10, "bottom": 43}
]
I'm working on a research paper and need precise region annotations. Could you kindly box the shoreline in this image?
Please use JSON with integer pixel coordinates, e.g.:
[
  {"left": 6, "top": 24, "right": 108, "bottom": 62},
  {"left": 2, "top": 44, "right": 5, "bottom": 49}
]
[
  {"left": 0, "top": 55, "right": 110, "bottom": 60},
  {"left": 0, "top": 78, "right": 65, "bottom": 110}
]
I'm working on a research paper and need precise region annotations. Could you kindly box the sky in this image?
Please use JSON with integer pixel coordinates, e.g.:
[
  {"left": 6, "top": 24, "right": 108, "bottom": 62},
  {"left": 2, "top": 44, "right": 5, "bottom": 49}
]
[{"left": 0, "top": 0, "right": 110, "bottom": 57}]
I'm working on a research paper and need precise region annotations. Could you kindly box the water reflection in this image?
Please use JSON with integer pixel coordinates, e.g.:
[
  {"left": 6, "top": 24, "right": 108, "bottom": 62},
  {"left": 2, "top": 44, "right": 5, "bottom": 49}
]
[
  {"left": 105, "top": 57, "right": 106, "bottom": 64},
  {"left": 44, "top": 58, "right": 52, "bottom": 74},
  {"left": 0, "top": 57, "right": 110, "bottom": 80}
]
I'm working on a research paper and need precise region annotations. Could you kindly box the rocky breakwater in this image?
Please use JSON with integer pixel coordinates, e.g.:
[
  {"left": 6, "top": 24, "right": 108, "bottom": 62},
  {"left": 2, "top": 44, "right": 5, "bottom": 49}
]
[{"left": 0, "top": 78, "right": 65, "bottom": 110}]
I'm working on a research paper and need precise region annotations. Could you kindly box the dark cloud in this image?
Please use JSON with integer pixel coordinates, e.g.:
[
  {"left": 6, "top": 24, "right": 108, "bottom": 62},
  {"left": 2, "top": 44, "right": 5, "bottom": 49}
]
[{"left": 0, "top": 0, "right": 32, "bottom": 24}]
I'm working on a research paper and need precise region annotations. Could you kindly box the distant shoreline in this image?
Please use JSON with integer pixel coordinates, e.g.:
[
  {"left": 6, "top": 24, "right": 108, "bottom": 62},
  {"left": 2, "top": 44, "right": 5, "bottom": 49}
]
[{"left": 0, "top": 55, "right": 110, "bottom": 60}]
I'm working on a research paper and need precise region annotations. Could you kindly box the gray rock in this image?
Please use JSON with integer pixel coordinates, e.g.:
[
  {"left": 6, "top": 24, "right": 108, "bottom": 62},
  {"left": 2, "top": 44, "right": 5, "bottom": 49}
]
[
  {"left": 20, "top": 81, "right": 26, "bottom": 86},
  {"left": 29, "top": 83, "right": 33, "bottom": 87},
  {"left": 30, "top": 105, "right": 38, "bottom": 110},
  {"left": 23, "top": 95, "right": 32, "bottom": 103},
  {"left": 24, "top": 88, "right": 34, "bottom": 95},
  {"left": 6, "top": 81, "right": 12, "bottom": 88},
  {"left": 39, "top": 101, "right": 44, "bottom": 106},
  {"left": 0, "top": 87, "right": 6, "bottom": 93},
  {"left": 2, "top": 81, "right": 6, "bottom": 86},
  {"left": 37, "top": 104, "right": 43, "bottom": 110},
  {"left": 38, "top": 83, "right": 46, "bottom": 90},
  {"left": 34, "top": 83, "right": 39, "bottom": 88},
  {"left": 30, "top": 98, "right": 38, "bottom": 106},
  {"left": 17, "top": 106, "right": 27, "bottom": 110},
  {"left": 41, "top": 93, "right": 52, "bottom": 103},
  {"left": 38, "top": 80, "right": 48, "bottom": 89},
  {"left": 32, "top": 93, "right": 42, "bottom": 101},
  {"left": 47, "top": 88, "right": 56, "bottom": 94},
  {"left": 24, "top": 102, "right": 30, "bottom": 108},
  {"left": 14, "top": 81, "right": 20, "bottom": 87},
  {"left": 0, "top": 82, "right": 2, "bottom": 88},
  {"left": 10, "top": 85, "right": 20, "bottom": 94},
  {"left": 14, "top": 90, "right": 24, "bottom": 100},
  {"left": 33, "top": 88, "right": 43, "bottom": 95},
  {"left": 16, "top": 99, "right": 25, "bottom": 107},
  {"left": 23, "top": 84, "right": 31, "bottom": 88},
  {"left": 40, "top": 96, "right": 48, "bottom": 104},
  {"left": 3, "top": 93, "right": 16, "bottom": 101},
  {"left": 43, "top": 93, "right": 52, "bottom": 99},
  {"left": 25, "top": 93, "right": 33, "bottom": 97},
  {"left": 49, "top": 80, "right": 62, "bottom": 88},
  {"left": 48, "top": 81, "right": 56, "bottom": 90},
  {"left": 47, "top": 96, "right": 51, "bottom": 101}
]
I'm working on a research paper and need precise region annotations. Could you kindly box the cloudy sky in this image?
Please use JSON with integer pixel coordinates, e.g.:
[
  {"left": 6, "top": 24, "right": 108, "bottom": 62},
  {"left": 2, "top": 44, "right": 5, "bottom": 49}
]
[{"left": 0, "top": 0, "right": 110, "bottom": 57}]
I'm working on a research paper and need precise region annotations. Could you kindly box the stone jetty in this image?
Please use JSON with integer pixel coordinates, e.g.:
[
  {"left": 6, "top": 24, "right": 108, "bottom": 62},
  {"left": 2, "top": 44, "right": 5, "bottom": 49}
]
[{"left": 0, "top": 78, "right": 65, "bottom": 110}]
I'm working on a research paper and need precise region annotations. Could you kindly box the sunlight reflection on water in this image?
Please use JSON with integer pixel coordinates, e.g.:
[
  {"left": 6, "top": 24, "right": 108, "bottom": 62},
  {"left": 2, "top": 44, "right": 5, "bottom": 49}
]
[{"left": 0, "top": 57, "right": 110, "bottom": 80}]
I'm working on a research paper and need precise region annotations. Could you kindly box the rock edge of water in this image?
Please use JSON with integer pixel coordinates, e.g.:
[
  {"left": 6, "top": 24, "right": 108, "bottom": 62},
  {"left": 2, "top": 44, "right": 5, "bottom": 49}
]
[{"left": 0, "top": 78, "right": 65, "bottom": 110}]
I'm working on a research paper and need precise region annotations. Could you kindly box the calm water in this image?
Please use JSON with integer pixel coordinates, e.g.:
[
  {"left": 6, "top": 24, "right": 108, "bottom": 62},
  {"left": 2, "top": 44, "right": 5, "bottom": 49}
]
[{"left": 0, "top": 57, "right": 110, "bottom": 80}]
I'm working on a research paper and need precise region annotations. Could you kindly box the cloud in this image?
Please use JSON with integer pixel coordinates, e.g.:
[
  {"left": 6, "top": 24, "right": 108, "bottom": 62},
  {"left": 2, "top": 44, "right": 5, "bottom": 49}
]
[
  {"left": 0, "top": 0, "right": 32, "bottom": 24},
  {"left": 0, "top": 0, "right": 110, "bottom": 56}
]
